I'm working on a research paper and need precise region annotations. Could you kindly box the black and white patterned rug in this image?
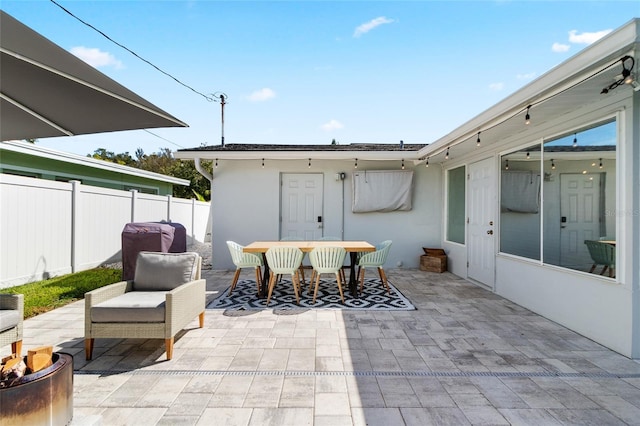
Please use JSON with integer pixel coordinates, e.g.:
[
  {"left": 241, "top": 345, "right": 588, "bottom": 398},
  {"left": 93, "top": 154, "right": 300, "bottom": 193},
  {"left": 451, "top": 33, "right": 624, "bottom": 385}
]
[{"left": 207, "top": 277, "right": 416, "bottom": 311}]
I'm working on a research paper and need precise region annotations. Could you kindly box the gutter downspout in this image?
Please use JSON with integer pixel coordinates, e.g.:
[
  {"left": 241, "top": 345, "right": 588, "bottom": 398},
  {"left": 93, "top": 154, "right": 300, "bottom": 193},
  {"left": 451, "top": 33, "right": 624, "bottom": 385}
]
[{"left": 194, "top": 157, "right": 214, "bottom": 243}]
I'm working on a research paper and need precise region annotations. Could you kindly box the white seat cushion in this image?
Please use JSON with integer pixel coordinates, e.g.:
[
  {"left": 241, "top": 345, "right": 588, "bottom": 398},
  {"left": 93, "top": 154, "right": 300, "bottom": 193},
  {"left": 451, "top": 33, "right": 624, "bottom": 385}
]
[
  {"left": 0, "top": 309, "right": 20, "bottom": 332},
  {"left": 91, "top": 292, "right": 167, "bottom": 323}
]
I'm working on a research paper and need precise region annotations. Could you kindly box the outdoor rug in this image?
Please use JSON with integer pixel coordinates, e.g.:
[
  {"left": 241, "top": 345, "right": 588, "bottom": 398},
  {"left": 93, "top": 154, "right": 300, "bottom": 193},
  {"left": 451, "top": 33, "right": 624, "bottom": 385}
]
[{"left": 207, "top": 277, "right": 416, "bottom": 311}]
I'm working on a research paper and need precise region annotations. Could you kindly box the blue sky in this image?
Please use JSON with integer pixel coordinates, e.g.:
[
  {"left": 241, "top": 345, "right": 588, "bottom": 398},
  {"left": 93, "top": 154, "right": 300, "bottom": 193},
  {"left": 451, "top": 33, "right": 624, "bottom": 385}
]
[{"left": 2, "top": 1, "right": 638, "bottom": 157}]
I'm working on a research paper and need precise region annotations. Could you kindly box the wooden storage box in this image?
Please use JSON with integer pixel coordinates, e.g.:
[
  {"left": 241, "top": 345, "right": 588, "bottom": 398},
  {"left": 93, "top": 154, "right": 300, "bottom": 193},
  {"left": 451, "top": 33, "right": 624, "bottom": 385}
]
[{"left": 420, "top": 248, "right": 447, "bottom": 273}]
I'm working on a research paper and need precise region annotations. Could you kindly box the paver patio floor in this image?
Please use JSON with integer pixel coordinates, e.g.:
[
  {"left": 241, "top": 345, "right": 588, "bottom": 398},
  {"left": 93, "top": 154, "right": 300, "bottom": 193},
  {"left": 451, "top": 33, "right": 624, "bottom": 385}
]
[{"left": 4, "top": 268, "right": 640, "bottom": 425}]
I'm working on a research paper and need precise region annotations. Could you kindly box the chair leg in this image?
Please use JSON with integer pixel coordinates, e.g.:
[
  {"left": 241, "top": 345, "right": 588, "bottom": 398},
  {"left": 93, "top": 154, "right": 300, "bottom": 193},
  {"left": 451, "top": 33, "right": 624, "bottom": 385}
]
[
  {"left": 308, "top": 270, "right": 316, "bottom": 293},
  {"left": 199, "top": 311, "right": 205, "bottom": 328},
  {"left": 335, "top": 272, "right": 345, "bottom": 303},
  {"left": 165, "top": 338, "right": 174, "bottom": 360},
  {"left": 298, "top": 265, "right": 306, "bottom": 284},
  {"left": 312, "top": 273, "right": 321, "bottom": 304},
  {"left": 11, "top": 340, "right": 22, "bottom": 357},
  {"left": 359, "top": 267, "right": 366, "bottom": 294},
  {"left": 85, "top": 338, "right": 94, "bottom": 360},
  {"left": 378, "top": 267, "right": 390, "bottom": 294},
  {"left": 589, "top": 264, "right": 597, "bottom": 273},
  {"left": 266, "top": 272, "right": 277, "bottom": 306},
  {"left": 255, "top": 267, "right": 262, "bottom": 295},
  {"left": 600, "top": 265, "right": 608, "bottom": 276},
  {"left": 292, "top": 272, "right": 301, "bottom": 304},
  {"left": 229, "top": 268, "right": 242, "bottom": 295}
]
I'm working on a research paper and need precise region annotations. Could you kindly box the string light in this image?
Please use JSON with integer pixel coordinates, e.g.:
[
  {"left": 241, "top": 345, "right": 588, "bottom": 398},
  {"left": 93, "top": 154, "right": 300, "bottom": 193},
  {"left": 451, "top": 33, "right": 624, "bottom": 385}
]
[
  {"left": 445, "top": 147, "right": 449, "bottom": 160},
  {"left": 215, "top": 158, "right": 218, "bottom": 168},
  {"left": 354, "top": 158, "right": 358, "bottom": 169},
  {"left": 505, "top": 159, "right": 509, "bottom": 170},
  {"left": 573, "top": 133, "right": 578, "bottom": 148},
  {"left": 551, "top": 159, "right": 555, "bottom": 170},
  {"left": 261, "top": 158, "right": 264, "bottom": 168},
  {"left": 476, "top": 131, "right": 481, "bottom": 147},
  {"left": 401, "top": 159, "right": 405, "bottom": 170},
  {"left": 425, "top": 157, "right": 429, "bottom": 168},
  {"left": 308, "top": 158, "right": 311, "bottom": 168},
  {"left": 525, "top": 105, "right": 531, "bottom": 125},
  {"left": 599, "top": 158, "right": 603, "bottom": 169},
  {"left": 526, "top": 151, "right": 530, "bottom": 159}
]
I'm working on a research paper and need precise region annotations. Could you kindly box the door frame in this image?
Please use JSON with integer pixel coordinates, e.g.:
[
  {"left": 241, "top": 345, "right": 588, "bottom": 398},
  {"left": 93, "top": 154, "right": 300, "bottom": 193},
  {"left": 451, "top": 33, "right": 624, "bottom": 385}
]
[
  {"left": 466, "top": 156, "right": 497, "bottom": 289},
  {"left": 279, "top": 172, "right": 324, "bottom": 240}
]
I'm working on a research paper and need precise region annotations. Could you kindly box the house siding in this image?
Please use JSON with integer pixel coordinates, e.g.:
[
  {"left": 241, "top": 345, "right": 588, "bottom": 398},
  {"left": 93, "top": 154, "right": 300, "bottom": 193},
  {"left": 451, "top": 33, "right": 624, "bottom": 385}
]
[{"left": 210, "top": 158, "right": 443, "bottom": 271}]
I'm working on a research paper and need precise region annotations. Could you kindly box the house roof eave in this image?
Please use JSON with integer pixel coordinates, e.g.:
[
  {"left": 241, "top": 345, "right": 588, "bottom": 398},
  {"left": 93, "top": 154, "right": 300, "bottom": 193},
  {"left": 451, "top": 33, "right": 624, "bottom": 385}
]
[{"left": 0, "top": 140, "right": 190, "bottom": 186}]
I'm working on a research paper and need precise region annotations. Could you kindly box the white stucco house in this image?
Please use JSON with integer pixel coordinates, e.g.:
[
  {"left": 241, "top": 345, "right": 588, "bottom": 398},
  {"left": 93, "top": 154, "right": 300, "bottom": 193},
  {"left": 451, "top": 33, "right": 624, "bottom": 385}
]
[{"left": 176, "top": 19, "right": 640, "bottom": 358}]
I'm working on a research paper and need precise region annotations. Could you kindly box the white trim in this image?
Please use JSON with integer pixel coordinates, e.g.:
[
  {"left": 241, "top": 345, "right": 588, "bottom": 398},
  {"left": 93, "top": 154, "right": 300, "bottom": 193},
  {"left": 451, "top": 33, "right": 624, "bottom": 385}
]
[{"left": 0, "top": 140, "right": 189, "bottom": 186}]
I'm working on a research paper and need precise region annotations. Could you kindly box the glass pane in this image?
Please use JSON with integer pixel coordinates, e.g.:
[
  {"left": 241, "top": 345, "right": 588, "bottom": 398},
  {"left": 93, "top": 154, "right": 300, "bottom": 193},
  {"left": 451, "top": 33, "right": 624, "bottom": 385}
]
[
  {"left": 542, "top": 119, "right": 616, "bottom": 275},
  {"left": 447, "top": 166, "right": 465, "bottom": 244},
  {"left": 500, "top": 144, "right": 541, "bottom": 260}
]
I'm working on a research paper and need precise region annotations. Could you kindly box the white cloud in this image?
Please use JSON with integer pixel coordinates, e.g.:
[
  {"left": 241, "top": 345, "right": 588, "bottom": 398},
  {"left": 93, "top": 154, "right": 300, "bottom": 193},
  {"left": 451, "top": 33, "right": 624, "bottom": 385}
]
[
  {"left": 353, "top": 16, "right": 394, "bottom": 38},
  {"left": 489, "top": 82, "right": 504, "bottom": 91},
  {"left": 70, "top": 46, "right": 123, "bottom": 69},
  {"left": 568, "top": 29, "right": 612, "bottom": 45},
  {"left": 552, "top": 42, "right": 571, "bottom": 53},
  {"left": 516, "top": 72, "right": 537, "bottom": 80},
  {"left": 247, "top": 88, "right": 276, "bottom": 102},
  {"left": 321, "top": 119, "right": 344, "bottom": 131}
]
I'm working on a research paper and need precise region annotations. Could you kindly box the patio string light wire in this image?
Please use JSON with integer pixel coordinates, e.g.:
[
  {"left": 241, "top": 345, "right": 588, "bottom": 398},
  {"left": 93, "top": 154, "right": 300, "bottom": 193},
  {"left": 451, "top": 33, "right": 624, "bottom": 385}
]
[{"left": 423, "top": 53, "right": 637, "bottom": 163}]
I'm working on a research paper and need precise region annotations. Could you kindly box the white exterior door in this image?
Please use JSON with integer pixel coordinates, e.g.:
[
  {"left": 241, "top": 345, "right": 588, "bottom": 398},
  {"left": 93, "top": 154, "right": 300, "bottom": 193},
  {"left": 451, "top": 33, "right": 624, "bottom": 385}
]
[
  {"left": 281, "top": 173, "right": 324, "bottom": 240},
  {"left": 467, "top": 158, "right": 496, "bottom": 288},
  {"left": 559, "top": 173, "right": 602, "bottom": 270}
]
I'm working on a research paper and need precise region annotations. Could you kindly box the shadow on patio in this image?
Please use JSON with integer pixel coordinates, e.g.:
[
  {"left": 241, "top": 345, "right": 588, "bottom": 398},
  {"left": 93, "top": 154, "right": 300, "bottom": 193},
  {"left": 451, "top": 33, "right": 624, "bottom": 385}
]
[{"left": 4, "top": 268, "right": 640, "bottom": 425}]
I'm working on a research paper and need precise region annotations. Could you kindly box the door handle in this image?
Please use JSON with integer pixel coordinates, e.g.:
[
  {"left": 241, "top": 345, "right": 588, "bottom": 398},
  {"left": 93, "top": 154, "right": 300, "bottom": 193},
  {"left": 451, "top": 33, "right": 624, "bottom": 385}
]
[{"left": 487, "top": 230, "right": 493, "bottom": 235}]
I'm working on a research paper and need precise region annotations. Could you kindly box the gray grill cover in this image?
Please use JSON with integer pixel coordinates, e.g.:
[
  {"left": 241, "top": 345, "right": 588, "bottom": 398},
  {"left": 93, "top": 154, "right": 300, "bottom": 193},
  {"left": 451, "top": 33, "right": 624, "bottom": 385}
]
[{"left": 121, "top": 222, "right": 174, "bottom": 280}]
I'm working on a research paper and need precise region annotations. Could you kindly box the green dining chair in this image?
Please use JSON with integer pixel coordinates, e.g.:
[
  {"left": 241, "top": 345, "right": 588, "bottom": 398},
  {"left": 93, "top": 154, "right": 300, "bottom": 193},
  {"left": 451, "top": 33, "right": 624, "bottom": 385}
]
[
  {"left": 308, "top": 246, "right": 347, "bottom": 303},
  {"left": 357, "top": 240, "right": 392, "bottom": 295},
  {"left": 584, "top": 240, "right": 615, "bottom": 278},
  {"left": 265, "top": 246, "right": 304, "bottom": 306},
  {"left": 226, "top": 241, "right": 264, "bottom": 296}
]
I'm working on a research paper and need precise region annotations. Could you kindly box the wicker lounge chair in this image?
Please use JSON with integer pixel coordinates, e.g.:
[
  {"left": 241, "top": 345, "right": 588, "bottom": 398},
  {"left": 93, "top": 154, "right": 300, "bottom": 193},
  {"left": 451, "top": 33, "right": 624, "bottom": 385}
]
[
  {"left": 0, "top": 293, "right": 23, "bottom": 356},
  {"left": 85, "top": 251, "right": 205, "bottom": 361}
]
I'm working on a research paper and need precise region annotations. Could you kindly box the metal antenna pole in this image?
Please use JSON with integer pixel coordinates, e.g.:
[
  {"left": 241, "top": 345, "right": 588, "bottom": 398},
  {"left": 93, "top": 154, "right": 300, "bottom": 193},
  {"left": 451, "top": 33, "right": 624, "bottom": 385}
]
[{"left": 219, "top": 93, "right": 226, "bottom": 147}]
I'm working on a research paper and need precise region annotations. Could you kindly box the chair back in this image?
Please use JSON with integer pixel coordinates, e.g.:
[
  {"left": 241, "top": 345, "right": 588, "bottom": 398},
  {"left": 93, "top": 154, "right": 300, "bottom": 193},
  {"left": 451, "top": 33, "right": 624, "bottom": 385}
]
[
  {"left": 584, "top": 240, "right": 615, "bottom": 266},
  {"left": 319, "top": 236, "right": 341, "bottom": 241},
  {"left": 227, "top": 241, "right": 263, "bottom": 268},
  {"left": 266, "top": 246, "right": 304, "bottom": 274},
  {"left": 359, "top": 240, "right": 392, "bottom": 267},
  {"left": 309, "top": 246, "right": 346, "bottom": 274},
  {"left": 133, "top": 251, "right": 201, "bottom": 291}
]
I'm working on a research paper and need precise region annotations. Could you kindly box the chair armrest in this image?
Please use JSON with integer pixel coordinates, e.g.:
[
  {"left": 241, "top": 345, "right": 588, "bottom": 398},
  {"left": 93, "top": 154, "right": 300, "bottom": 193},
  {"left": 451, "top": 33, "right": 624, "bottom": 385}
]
[
  {"left": 166, "top": 279, "right": 206, "bottom": 337},
  {"left": 85, "top": 281, "right": 133, "bottom": 307},
  {"left": 0, "top": 294, "right": 23, "bottom": 313}
]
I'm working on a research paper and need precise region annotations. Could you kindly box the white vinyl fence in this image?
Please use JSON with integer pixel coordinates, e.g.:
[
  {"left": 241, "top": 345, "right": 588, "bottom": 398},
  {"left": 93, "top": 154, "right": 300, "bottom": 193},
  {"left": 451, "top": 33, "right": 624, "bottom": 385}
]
[{"left": 0, "top": 174, "right": 211, "bottom": 289}]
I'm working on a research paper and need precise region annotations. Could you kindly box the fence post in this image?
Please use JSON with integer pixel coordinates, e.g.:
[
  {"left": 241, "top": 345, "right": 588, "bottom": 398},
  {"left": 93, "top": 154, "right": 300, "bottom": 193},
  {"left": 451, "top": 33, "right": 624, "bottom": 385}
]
[
  {"left": 70, "top": 180, "right": 81, "bottom": 273},
  {"left": 130, "top": 189, "right": 138, "bottom": 222},
  {"left": 191, "top": 199, "right": 196, "bottom": 242},
  {"left": 167, "top": 195, "right": 173, "bottom": 222}
]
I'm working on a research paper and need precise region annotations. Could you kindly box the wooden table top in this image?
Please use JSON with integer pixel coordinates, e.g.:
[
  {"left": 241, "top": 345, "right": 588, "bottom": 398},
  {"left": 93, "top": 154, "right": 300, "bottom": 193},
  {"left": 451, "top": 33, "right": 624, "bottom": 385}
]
[{"left": 243, "top": 240, "right": 375, "bottom": 253}]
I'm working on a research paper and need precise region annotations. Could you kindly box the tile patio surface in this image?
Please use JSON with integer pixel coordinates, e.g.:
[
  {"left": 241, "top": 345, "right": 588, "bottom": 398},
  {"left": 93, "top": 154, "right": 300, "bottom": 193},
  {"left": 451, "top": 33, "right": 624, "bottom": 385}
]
[{"left": 4, "top": 268, "right": 640, "bottom": 425}]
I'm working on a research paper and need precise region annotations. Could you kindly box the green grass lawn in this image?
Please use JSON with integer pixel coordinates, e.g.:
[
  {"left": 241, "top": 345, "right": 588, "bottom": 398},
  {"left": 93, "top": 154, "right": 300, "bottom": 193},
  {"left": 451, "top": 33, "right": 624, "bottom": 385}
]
[{"left": 3, "top": 268, "right": 123, "bottom": 319}]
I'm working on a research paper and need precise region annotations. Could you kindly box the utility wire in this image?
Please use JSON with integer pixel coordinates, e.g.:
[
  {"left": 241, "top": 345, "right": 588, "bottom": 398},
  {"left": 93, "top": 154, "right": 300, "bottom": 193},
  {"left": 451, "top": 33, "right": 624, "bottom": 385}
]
[
  {"left": 49, "top": 0, "right": 215, "bottom": 103},
  {"left": 143, "top": 130, "right": 186, "bottom": 149}
]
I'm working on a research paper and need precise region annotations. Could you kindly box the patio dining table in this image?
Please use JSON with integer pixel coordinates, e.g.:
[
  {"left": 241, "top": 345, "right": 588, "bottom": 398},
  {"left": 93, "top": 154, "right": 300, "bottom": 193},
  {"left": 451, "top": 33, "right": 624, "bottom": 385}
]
[{"left": 243, "top": 240, "right": 375, "bottom": 298}]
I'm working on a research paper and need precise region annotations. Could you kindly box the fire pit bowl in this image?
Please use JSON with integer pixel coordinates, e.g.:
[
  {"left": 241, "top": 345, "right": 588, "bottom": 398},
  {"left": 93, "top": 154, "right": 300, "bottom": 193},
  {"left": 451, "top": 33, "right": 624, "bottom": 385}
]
[{"left": 0, "top": 352, "right": 73, "bottom": 426}]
